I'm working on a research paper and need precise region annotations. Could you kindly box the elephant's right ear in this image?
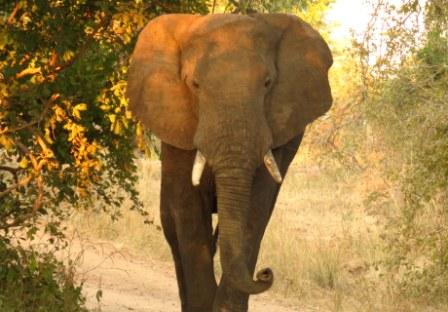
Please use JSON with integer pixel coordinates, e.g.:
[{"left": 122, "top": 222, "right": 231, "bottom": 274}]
[{"left": 127, "top": 14, "right": 200, "bottom": 150}]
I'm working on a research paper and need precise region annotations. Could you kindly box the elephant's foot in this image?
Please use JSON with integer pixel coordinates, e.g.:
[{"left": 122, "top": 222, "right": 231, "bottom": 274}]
[
  {"left": 212, "top": 285, "right": 249, "bottom": 312},
  {"left": 212, "top": 302, "right": 248, "bottom": 312},
  {"left": 184, "top": 305, "right": 214, "bottom": 312},
  {"left": 213, "top": 308, "right": 237, "bottom": 312}
]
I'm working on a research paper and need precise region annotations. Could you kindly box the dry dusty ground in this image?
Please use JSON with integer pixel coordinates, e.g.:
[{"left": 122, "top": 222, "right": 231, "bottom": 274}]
[{"left": 76, "top": 239, "right": 314, "bottom": 312}]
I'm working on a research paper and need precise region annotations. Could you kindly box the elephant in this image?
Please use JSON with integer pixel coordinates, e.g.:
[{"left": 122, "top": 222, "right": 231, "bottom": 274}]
[{"left": 127, "top": 13, "right": 332, "bottom": 312}]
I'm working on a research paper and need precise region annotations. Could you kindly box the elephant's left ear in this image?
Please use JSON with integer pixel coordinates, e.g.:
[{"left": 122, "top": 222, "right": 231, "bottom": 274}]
[{"left": 257, "top": 14, "right": 333, "bottom": 148}]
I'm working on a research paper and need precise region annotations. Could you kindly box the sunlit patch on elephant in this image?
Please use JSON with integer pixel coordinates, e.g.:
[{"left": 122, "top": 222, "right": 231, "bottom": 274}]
[{"left": 127, "top": 13, "right": 332, "bottom": 312}]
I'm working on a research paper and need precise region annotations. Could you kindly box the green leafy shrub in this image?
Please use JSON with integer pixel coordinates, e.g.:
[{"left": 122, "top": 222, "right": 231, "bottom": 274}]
[
  {"left": 0, "top": 0, "right": 209, "bottom": 310},
  {"left": 358, "top": 0, "right": 448, "bottom": 302},
  {"left": 0, "top": 238, "right": 87, "bottom": 312}
]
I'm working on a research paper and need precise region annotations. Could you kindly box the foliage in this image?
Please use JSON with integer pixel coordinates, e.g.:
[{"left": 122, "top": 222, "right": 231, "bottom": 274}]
[
  {"left": 221, "top": 0, "right": 307, "bottom": 13},
  {"left": 0, "top": 0, "right": 210, "bottom": 236},
  {"left": 356, "top": 0, "right": 448, "bottom": 302},
  {"left": 0, "top": 0, "right": 209, "bottom": 309},
  {"left": 300, "top": 0, "right": 447, "bottom": 304},
  {"left": 213, "top": 0, "right": 334, "bottom": 26},
  {"left": 0, "top": 237, "right": 87, "bottom": 312}
]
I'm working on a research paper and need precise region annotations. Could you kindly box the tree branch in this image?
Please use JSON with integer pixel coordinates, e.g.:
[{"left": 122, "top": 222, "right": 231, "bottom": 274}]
[
  {"left": 0, "top": 174, "right": 33, "bottom": 199},
  {"left": 1, "top": 93, "right": 59, "bottom": 135},
  {"left": 15, "top": 67, "right": 41, "bottom": 79},
  {"left": 33, "top": 176, "right": 44, "bottom": 212},
  {"left": 7, "top": 2, "right": 20, "bottom": 25},
  {"left": 0, "top": 165, "right": 19, "bottom": 174}
]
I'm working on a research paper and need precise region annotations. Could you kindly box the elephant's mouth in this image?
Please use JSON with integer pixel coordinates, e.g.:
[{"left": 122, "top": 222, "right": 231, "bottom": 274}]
[{"left": 191, "top": 149, "right": 282, "bottom": 186}]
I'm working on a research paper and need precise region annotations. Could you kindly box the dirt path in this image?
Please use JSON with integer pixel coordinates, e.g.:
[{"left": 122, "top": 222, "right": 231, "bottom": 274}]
[{"left": 76, "top": 240, "right": 304, "bottom": 312}]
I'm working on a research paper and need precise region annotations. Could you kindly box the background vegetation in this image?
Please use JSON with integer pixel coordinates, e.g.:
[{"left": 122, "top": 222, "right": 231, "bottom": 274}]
[
  {"left": 1, "top": 0, "right": 447, "bottom": 311},
  {"left": 359, "top": 0, "right": 448, "bottom": 302},
  {"left": 0, "top": 1, "right": 208, "bottom": 310}
]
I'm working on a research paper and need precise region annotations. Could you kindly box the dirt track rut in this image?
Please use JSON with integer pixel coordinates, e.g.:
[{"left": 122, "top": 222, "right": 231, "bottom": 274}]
[{"left": 77, "top": 241, "right": 305, "bottom": 312}]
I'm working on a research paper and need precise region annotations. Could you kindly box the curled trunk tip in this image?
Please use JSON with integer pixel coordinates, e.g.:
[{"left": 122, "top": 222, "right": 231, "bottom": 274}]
[
  {"left": 256, "top": 268, "right": 274, "bottom": 284},
  {"left": 228, "top": 263, "right": 274, "bottom": 295}
]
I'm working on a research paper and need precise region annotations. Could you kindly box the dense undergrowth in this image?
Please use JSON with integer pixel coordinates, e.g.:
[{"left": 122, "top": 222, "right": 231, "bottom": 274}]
[
  {"left": 0, "top": 0, "right": 208, "bottom": 310},
  {"left": 361, "top": 1, "right": 448, "bottom": 303},
  {"left": 0, "top": 237, "right": 87, "bottom": 312}
]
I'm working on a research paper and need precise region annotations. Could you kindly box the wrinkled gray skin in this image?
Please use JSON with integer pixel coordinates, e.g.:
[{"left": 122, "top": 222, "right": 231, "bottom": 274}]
[{"left": 127, "top": 13, "right": 332, "bottom": 312}]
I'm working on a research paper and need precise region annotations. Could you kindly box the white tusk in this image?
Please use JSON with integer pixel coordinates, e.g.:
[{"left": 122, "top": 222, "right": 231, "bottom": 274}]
[
  {"left": 192, "top": 150, "right": 206, "bottom": 186},
  {"left": 264, "top": 150, "right": 282, "bottom": 184}
]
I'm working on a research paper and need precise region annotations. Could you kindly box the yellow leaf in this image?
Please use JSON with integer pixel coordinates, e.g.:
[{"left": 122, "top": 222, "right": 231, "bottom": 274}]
[
  {"left": 121, "top": 117, "right": 129, "bottom": 129},
  {"left": 44, "top": 128, "right": 54, "bottom": 144},
  {"left": 108, "top": 114, "right": 116, "bottom": 123},
  {"left": 37, "top": 136, "right": 54, "bottom": 158},
  {"left": 47, "top": 160, "right": 60, "bottom": 170},
  {"left": 72, "top": 103, "right": 87, "bottom": 120},
  {"left": 0, "top": 134, "right": 14, "bottom": 150},
  {"left": 113, "top": 120, "right": 122, "bottom": 135},
  {"left": 72, "top": 109, "right": 81, "bottom": 119},
  {"left": 86, "top": 144, "right": 97, "bottom": 154},
  {"left": 62, "top": 50, "right": 75, "bottom": 62},
  {"left": 74, "top": 103, "right": 88, "bottom": 111},
  {"left": 37, "top": 159, "right": 48, "bottom": 170},
  {"left": 53, "top": 105, "right": 67, "bottom": 122},
  {"left": 19, "top": 157, "right": 29, "bottom": 169},
  {"left": 136, "top": 123, "right": 143, "bottom": 136},
  {"left": 100, "top": 104, "right": 110, "bottom": 111},
  {"left": 37, "top": 136, "right": 47, "bottom": 150},
  {"left": 125, "top": 110, "right": 132, "bottom": 119},
  {"left": 16, "top": 67, "right": 41, "bottom": 79}
]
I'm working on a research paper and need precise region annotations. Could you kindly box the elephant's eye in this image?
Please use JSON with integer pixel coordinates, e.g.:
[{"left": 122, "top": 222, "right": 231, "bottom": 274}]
[
  {"left": 192, "top": 79, "right": 200, "bottom": 89},
  {"left": 264, "top": 78, "right": 272, "bottom": 88}
]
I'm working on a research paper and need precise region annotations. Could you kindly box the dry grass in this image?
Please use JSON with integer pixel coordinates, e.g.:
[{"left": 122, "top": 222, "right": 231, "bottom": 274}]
[
  {"left": 71, "top": 158, "right": 171, "bottom": 262},
  {"left": 258, "top": 163, "right": 376, "bottom": 310},
  {"left": 71, "top": 156, "right": 446, "bottom": 312}
]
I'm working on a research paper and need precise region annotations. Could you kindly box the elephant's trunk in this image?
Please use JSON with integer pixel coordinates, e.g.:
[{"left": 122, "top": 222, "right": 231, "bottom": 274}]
[{"left": 215, "top": 169, "right": 273, "bottom": 295}]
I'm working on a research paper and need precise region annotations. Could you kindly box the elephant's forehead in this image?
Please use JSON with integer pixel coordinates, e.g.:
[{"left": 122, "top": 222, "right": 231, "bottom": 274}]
[
  {"left": 189, "top": 14, "right": 255, "bottom": 36},
  {"left": 184, "top": 15, "right": 273, "bottom": 52}
]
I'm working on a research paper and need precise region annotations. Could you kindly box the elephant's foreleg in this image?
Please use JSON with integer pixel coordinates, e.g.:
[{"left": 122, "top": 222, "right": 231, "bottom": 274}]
[
  {"left": 213, "top": 134, "right": 303, "bottom": 312},
  {"left": 161, "top": 143, "right": 218, "bottom": 312},
  {"left": 160, "top": 203, "right": 188, "bottom": 308}
]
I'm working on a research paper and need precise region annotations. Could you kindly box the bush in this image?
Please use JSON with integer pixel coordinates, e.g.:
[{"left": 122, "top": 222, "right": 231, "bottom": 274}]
[
  {"left": 0, "top": 238, "right": 87, "bottom": 312},
  {"left": 0, "top": 1, "right": 209, "bottom": 310},
  {"left": 358, "top": 0, "right": 448, "bottom": 302}
]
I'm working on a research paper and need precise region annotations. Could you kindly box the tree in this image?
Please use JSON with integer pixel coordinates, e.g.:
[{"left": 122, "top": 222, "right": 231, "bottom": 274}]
[
  {"left": 0, "top": 0, "right": 209, "bottom": 235},
  {"left": 0, "top": 0, "right": 209, "bottom": 309},
  {"left": 213, "top": 0, "right": 333, "bottom": 20},
  {"left": 357, "top": 0, "right": 448, "bottom": 302}
]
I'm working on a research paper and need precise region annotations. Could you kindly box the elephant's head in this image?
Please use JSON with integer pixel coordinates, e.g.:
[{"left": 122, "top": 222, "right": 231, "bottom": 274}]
[{"left": 127, "top": 13, "right": 332, "bottom": 294}]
